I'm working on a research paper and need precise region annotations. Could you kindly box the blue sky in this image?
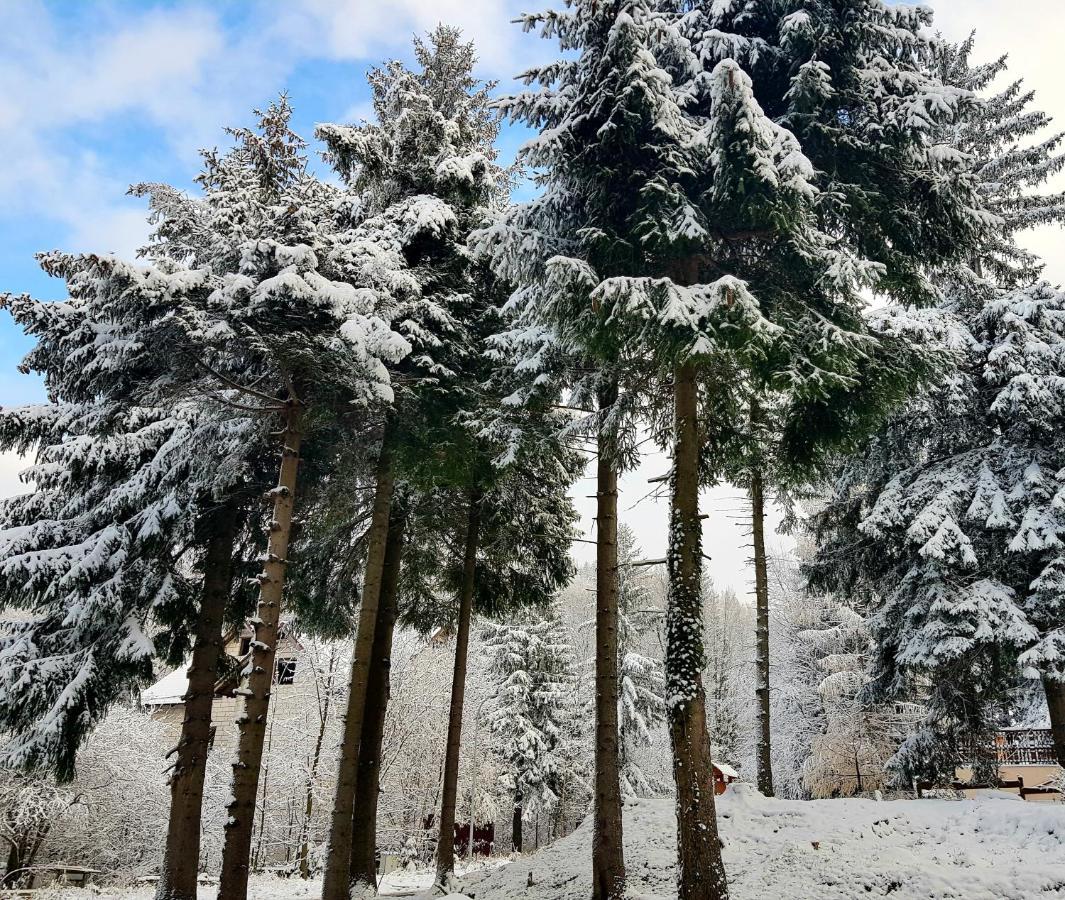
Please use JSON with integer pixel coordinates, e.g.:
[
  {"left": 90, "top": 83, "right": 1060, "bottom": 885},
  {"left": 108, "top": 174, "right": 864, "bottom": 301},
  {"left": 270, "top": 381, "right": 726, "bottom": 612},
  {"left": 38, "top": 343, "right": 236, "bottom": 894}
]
[{"left": 2, "top": 0, "right": 1063, "bottom": 589}]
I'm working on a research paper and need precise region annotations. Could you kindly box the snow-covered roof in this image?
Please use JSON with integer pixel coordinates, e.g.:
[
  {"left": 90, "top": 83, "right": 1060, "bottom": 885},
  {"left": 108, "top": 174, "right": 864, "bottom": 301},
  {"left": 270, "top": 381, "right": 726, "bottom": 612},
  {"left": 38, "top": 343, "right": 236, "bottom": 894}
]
[
  {"left": 141, "top": 665, "right": 189, "bottom": 706},
  {"left": 713, "top": 762, "right": 739, "bottom": 780}
]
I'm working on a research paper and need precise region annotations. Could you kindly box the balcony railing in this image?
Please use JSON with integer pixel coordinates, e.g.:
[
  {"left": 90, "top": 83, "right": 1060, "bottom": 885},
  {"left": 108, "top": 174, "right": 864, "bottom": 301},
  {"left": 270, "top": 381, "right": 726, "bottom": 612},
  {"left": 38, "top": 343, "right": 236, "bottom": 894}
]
[{"left": 992, "top": 728, "right": 1058, "bottom": 765}]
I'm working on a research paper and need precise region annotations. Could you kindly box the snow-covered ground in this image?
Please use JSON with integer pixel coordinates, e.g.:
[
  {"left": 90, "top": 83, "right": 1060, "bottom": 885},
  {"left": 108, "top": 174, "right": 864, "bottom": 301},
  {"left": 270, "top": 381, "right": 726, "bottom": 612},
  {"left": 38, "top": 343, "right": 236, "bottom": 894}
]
[
  {"left": 457, "top": 787, "right": 1065, "bottom": 899},
  {"left": 48, "top": 786, "right": 1065, "bottom": 899}
]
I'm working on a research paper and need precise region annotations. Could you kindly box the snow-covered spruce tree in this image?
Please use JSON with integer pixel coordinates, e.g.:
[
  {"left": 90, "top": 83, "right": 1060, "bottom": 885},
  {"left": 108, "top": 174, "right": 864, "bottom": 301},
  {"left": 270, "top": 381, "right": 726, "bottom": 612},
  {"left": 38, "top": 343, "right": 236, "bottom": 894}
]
[
  {"left": 586, "top": 524, "right": 667, "bottom": 798},
  {"left": 2, "top": 97, "right": 408, "bottom": 900},
  {"left": 311, "top": 29, "right": 539, "bottom": 900},
  {"left": 807, "top": 37, "right": 1065, "bottom": 777},
  {"left": 146, "top": 100, "right": 408, "bottom": 900},
  {"left": 476, "top": 4, "right": 984, "bottom": 897},
  {"left": 0, "top": 309, "right": 266, "bottom": 900},
  {"left": 483, "top": 606, "right": 581, "bottom": 855}
]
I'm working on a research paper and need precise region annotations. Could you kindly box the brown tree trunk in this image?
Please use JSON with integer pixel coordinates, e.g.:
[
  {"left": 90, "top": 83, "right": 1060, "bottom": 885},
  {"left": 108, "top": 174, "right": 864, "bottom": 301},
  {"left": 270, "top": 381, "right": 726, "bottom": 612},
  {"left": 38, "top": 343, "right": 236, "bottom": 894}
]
[
  {"left": 349, "top": 503, "right": 408, "bottom": 889},
  {"left": 156, "top": 500, "right": 239, "bottom": 900},
  {"left": 667, "top": 362, "right": 729, "bottom": 900},
  {"left": 433, "top": 494, "right": 482, "bottom": 892},
  {"left": 593, "top": 381, "right": 626, "bottom": 900},
  {"left": 218, "top": 400, "right": 303, "bottom": 900},
  {"left": 1041, "top": 675, "right": 1065, "bottom": 769},
  {"left": 750, "top": 467, "right": 774, "bottom": 797},
  {"left": 321, "top": 445, "right": 395, "bottom": 900},
  {"left": 512, "top": 798, "right": 522, "bottom": 853}
]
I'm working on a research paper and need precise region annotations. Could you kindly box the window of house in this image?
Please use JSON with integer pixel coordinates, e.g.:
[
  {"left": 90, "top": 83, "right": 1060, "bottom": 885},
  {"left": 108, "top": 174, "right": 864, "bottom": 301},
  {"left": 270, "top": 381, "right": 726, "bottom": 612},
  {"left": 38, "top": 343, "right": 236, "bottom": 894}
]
[{"left": 276, "top": 658, "right": 297, "bottom": 685}]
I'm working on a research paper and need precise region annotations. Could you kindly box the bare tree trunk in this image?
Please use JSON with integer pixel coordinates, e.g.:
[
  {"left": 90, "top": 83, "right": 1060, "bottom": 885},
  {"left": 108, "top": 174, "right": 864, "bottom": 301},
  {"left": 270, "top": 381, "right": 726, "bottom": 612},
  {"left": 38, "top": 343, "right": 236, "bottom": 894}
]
[
  {"left": 750, "top": 467, "right": 774, "bottom": 797},
  {"left": 252, "top": 697, "right": 278, "bottom": 872},
  {"left": 593, "top": 380, "right": 626, "bottom": 900},
  {"left": 433, "top": 494, "right": 482, "bottom": 892},
  {"left": 511, "top": 798, "right": 522, "bottom": 854},
  {"left": 3, "top": 842, "right": 18, "bottom": 887},
  {"left": 156, "top": 500, "right": 239, "bottom": 900},
  {"left": 297, "top": 648, "right": 338, "bottom": 879},
  {"left": 349, "top": 503, "right": 408, "bottom": 888},
  {"left": 218, "top": 400, "right": 303, "bottom": 900},
  {"left": 321, "top": 445, "right": 395, "bottom": 900},
  {"left": 1041, "top": 675, "right": 1065, "bottom": 769},
  {"left": 667, "top": 362, "right": 729, "bottom": 900}
]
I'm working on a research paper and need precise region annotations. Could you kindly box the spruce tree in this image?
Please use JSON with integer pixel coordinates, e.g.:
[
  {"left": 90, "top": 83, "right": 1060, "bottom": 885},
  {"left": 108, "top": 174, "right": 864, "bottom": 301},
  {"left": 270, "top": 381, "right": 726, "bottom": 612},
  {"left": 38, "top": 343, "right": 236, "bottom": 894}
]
[
  {"left": 310, "top": 29, "right": 570, "bottom": 900},
  {"left": 476, "top": 4, "right": 984, "bottom": 898},
  {"left": 2, "top": 97, "right": 410, "bottom": 900},
  {"left": 483, "top": 606, "right": 581, "bottom": 854},
  {"left": 611, "top": 526, "right": 666, "bottom": 798},
  {"left": 808, "top": 37, "right": 1065, "bottom": 775}
]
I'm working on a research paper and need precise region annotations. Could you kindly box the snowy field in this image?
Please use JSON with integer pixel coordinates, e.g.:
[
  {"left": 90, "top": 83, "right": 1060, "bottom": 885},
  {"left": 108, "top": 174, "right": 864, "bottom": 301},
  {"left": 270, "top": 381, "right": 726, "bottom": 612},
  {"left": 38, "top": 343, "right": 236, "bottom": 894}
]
[{"left": 44, "top": 786, "right": 1065, "bottom": 900}]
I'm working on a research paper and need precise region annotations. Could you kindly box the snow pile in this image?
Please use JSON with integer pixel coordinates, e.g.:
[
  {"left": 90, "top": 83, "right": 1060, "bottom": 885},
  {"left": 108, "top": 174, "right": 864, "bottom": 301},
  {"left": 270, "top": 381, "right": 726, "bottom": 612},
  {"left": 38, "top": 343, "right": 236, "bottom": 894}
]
[{"left": 458, "top": 787, "right": 1065, "bottom": 900}]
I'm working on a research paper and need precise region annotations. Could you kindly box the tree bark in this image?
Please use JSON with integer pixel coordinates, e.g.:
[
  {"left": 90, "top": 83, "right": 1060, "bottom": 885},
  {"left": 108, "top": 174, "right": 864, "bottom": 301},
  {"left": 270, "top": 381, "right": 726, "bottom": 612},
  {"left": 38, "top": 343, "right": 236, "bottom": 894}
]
[
  {"left": 433, "top": 494, "right": 482, "bottom": 892},
  {"left": 511, "top": 798, "right": 522, "bottom": 854},
  {"left": 1041, "top": 675, "right": 1065, "bottom": 769},
  {"left": 321, "top": 445, "right": 395, "bottom": 900},
  {"left": 156, "top": 500, "right": 239, "bottom": 900},
  {"left": 593, "top": 380, "right": 626, "bottom": 900},
  {"left": 667, "top": 362, "right": 729, "bottom": 900},
  {"left": 349, "top": 504, "right": 408, "bottom": 889},
  {"left": 750, "top": 467, "right": 774, "bottom": 797},
  {"left": 217, "top": 400, "right": 302, "bottom": 900}
]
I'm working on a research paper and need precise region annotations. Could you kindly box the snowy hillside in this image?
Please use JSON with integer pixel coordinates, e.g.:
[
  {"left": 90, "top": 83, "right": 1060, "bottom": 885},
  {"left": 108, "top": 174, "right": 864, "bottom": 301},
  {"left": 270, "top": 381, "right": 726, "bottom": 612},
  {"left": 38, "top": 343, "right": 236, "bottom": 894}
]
[{"left": 457, "top": 788, "right": 1065, "bottom": 900}]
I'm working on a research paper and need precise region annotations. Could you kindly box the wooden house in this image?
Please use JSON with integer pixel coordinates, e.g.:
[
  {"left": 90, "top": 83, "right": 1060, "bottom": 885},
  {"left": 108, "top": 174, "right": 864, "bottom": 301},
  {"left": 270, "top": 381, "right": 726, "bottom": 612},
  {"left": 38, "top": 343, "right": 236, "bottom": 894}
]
[{"left": 141, "top": 621, "right": 306, "bottom": 756}]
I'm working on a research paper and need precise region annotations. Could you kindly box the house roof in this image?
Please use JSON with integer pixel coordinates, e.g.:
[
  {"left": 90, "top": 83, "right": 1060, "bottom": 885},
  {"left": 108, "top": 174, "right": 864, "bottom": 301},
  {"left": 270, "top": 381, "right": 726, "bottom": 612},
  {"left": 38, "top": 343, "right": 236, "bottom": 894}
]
[
  {"left": 141, "top": 664, "right": 190, "bottom": 706},
  {"left": 713, "top": 762, "right": 739, "bottom": 780}
]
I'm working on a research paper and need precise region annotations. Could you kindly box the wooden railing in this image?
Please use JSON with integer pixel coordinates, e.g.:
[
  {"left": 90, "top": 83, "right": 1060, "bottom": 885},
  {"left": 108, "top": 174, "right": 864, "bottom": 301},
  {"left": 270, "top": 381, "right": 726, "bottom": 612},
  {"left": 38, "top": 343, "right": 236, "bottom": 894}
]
[{"left": 991, "top": 728, "right": 1058, "bottom": 766}]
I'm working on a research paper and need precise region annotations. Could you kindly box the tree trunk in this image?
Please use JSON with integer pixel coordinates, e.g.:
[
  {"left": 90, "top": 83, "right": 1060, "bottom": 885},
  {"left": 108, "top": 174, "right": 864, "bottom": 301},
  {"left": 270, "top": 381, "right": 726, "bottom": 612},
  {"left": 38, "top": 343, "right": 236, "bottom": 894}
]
[
  {"left": 297, "top": 648, "right": 339, "bottom": 879},
  {"left": 667, "top": 362, "right": 729, "bottom": 900},
  {"left": 3, "top": 841, "right": 19, "bottom": 887},
  {"left": 750, "top": 467, "right": 774, "bottom": 797},
  {"left": 217, "top": 400, "right": 303, "bottom": 900},
  {"left": 593, "top": 381, "right": 626, "bottom": 900},
  {"left": 349, "top": 504, "right": 408, "bottom": 889},
  {"left": 512, "top": 799, "right": 522, "bottom": 854},
  {"left": 321, "top": 445, "right": 395, "bottom": 900},
  {"left": 157, "top": 500, "right": 239, "bottom": 900},
  {"left": 1041, "top": 675, "right": 1065, "bottom": 769},
  {"left": 433, "top": 494, "right": 482, "bottom": 892}
]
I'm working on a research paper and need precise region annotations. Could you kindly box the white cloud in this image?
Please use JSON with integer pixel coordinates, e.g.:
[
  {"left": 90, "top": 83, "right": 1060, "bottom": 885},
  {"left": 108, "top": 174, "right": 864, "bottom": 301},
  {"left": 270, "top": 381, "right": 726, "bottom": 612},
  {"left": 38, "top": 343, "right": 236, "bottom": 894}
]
[
  {"left": 0, "top": 1, "right": 532, "bottom": 260},
  {"left": 270, "top": 0, "right": 531, "bottom": 78},
  {"left": 0, "top": 452, "right": 30, "bottom": 502}
]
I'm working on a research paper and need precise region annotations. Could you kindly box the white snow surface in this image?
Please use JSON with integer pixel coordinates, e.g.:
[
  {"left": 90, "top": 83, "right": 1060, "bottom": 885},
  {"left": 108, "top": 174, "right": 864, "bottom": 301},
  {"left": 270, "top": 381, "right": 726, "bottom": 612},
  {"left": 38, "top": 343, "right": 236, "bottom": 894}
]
[
  {"left": 454, "top": 788, "right": 1065, "bottom": 899},
  {"left": 47, "top": 787, "right": 1065, "bottom": 899}
]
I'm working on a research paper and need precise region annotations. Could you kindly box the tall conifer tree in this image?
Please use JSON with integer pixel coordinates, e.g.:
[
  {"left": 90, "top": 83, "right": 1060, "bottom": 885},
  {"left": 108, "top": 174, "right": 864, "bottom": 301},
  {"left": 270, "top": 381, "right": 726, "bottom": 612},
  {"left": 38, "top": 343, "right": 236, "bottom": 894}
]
[{"left": 477, "top": 5, "right": 986, "bottom": 897}]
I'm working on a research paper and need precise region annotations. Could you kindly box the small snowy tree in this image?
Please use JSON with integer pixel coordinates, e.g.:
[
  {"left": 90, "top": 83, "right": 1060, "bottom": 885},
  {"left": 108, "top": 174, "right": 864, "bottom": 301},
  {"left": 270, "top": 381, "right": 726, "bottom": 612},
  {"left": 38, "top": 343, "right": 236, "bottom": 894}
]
[
  {"left": 483, "top": 608, "right": 580, "bottom": 854},
  {"left": 585, "top": 525, "right": 666, "bottom": 798}
]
